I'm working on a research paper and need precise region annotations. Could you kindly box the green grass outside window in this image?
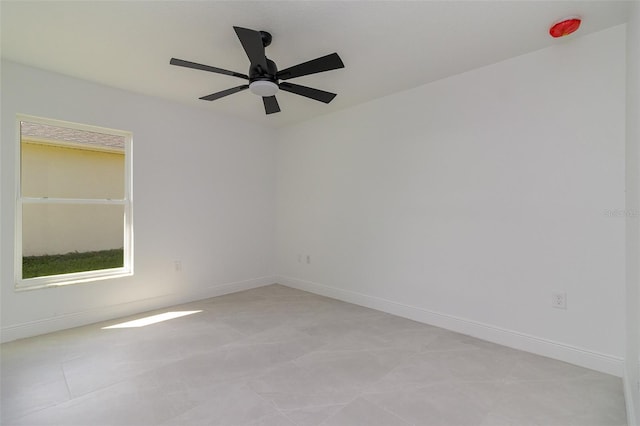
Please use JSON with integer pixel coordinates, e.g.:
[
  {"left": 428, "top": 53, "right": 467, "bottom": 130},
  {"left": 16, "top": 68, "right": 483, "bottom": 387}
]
[{"left": 23, "top": 249, "right": 124, "bottom": 279}]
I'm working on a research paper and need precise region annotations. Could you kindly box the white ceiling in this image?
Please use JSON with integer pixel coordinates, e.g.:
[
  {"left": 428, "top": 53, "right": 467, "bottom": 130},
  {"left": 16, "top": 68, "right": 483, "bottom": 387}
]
[{"left": 1, "top": 1, "right": 630, "bottom": 128}]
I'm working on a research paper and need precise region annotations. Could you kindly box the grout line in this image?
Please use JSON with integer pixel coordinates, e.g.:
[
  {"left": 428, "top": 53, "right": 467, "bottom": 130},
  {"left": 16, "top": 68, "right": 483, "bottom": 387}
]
[{"left": 60, "top": 363, "right": 73, "bottom": 400}]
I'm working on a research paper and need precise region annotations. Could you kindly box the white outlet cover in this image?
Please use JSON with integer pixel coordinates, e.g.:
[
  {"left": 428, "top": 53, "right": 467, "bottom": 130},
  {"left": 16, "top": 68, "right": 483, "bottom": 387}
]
[{"left": 552, "top": 292, "right": 567, "bottom": 309}]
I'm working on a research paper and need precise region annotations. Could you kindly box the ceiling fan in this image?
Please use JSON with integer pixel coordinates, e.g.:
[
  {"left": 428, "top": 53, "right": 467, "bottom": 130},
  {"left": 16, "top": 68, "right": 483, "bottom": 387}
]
[{"left": 170, "top": 26, "right": 345, "bottom": 115}]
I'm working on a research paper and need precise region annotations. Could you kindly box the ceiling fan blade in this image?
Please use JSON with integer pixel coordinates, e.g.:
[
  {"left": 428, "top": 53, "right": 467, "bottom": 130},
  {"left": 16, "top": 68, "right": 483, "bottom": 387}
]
[
  {"left": 276, "top": 53, "right": 344, "bottom": 80},
  {"left": 263, "top": 96, "right": 281, "bottom": 114},
  {"left": 199, "top": 85, "right": 249, "bottom": 101},
  {"left": 170, "top": 58, "right": 248, "bottom": 80},
  {"left": 279, "top": 82, "right": 337, "bottom": 104},
  {"left": 233, "top": 26, "right": 268, "bottom": 71}
]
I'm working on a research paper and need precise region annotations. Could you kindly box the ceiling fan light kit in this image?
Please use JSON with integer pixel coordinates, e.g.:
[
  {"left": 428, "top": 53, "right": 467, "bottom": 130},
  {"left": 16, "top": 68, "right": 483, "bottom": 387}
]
[
  {"left": 170, "top": 26, "right": 344, "bottom": 115},
  {"left": 249, "top": 80, "right": 279, "bottom": 97}
]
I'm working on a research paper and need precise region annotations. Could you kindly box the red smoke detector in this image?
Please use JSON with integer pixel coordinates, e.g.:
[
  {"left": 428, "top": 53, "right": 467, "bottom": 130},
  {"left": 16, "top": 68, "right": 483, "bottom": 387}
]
[{"left": 549, "top": 17, "right": 581, "bottom": 38}]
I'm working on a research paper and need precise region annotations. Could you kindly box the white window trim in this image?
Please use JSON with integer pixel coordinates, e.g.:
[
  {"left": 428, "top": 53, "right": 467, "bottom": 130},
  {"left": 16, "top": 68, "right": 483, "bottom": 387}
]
[{"left": 15, "top": 114, "right": 134, "bottom": 291}]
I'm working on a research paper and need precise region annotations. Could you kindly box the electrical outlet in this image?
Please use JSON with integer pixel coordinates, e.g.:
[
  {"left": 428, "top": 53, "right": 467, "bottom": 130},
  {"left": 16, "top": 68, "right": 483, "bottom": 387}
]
[
  {"left": 174, "top": 260, "right": 182, "bottom": 272},
  {"left": 306, "top": 255, "right": 311, "bottom": 264},
  {"left": 552, "top": 292, "right": 566, "bottom": 309}
]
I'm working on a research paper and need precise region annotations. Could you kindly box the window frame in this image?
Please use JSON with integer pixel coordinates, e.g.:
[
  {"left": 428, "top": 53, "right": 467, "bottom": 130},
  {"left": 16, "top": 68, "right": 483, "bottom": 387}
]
[{"left": 15, "top": 114, "right": 134, "bottom": 291}]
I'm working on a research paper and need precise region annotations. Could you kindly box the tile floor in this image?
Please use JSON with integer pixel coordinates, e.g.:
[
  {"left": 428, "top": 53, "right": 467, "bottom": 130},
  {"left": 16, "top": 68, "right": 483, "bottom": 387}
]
[{"left": 1, "top": 284, "right": 627, "bottom": 426}]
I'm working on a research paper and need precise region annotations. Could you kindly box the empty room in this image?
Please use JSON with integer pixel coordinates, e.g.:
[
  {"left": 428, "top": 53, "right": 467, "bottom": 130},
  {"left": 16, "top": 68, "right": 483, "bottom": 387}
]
[{"left": 1, "top": 1, "right": 639, "bottom": 425}]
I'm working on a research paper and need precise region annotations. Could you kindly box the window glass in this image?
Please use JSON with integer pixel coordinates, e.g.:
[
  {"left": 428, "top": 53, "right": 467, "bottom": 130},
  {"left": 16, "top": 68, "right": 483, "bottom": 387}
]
[{"left": 21, "top": 122, "right": 125, "bottom": 199}]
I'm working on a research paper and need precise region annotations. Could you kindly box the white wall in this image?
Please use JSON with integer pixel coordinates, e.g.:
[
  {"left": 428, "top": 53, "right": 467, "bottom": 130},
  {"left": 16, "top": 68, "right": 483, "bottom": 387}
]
[
  {"left": 276, "top": 25, "right": 626, "bottom": 375},
  {"left": 626, "top": 2, "right": 640, "bottom": 424},
  {"left": 1, "top": 60, "right": 277, "bottom": 341}
]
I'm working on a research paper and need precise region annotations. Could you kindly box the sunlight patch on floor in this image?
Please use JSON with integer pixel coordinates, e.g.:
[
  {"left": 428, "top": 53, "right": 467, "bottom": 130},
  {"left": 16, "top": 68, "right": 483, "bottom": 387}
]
[{"left": 102, "top": 311, "right": 202, "bottom": 329}]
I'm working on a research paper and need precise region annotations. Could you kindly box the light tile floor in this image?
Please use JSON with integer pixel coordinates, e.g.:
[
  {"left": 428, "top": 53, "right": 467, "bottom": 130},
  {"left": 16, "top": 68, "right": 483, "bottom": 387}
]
[{"left": 1, "top": 284, "right": 627, "bottom": 426}]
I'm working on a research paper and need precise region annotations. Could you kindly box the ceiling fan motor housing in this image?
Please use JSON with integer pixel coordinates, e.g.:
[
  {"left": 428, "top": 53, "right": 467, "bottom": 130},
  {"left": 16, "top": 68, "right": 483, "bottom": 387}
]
[{"left": 249, "top": 58, "right": 278, "bottom": 81}]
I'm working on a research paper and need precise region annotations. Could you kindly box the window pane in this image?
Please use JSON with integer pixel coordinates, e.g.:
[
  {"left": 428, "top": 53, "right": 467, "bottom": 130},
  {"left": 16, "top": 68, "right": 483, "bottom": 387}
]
[
  {"left": 22, "top": 203, "right": 124, "bottom": 278},
  {"left": 21, "top": 121, "right": 125, "bottom": 199}
]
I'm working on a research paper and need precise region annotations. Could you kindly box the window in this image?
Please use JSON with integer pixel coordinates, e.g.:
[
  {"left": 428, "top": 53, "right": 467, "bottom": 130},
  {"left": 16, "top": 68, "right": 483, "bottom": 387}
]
[{"left": 16, "top": 115, "right": 133, "bottom": 290}]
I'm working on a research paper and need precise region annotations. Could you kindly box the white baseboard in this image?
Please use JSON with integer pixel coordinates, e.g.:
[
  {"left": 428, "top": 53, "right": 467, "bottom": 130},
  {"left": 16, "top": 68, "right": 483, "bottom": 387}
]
[
  {"left": 1, "top": 276, "right": 276, "bottom": 343},
  {"left": 277, "top": 276, "right": 624, "bottom": 377}
]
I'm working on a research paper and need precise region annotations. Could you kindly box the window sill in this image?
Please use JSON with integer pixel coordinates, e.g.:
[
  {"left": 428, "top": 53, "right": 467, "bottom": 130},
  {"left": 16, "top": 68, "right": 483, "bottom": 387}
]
[{"left": 15, "top": 268, "right": 133, "bottom": 291}]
